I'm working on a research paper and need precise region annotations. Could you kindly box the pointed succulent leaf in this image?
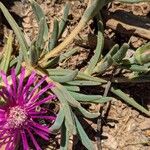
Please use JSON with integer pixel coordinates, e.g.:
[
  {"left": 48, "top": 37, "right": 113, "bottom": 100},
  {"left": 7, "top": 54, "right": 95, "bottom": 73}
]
[
  {"left": 29, "top": 0, "right": 48, "bottom": 40},
  {"left": 60, "top": 48, "right": 78, "bottom": 62},
  {"left": 74, "top": 114, "right": 95, "bottom": 150},
  {"left": 129, "top": 64, "right": 149, "bottom": 73},
  {"left": 50, "top": 108, "right": 65, "bottom": 132},
  {"left": 112, "top": 43, "right": 129, "bottom": 63},
  {"left": 70, "top": 91, "right": 102, "bottom": 100},
  {"left": 55, "top": 85, "right": 100, "bottom": 118},
  {"left": 134, "top": 42, "right": 150, "bottom": 65},
  {"left": 0, "top": 33, "right": 13, "bottom": 73},
  {"left": 29, "top": 45, "right": 38, "bottom": 66},
  {"left": 15, "top": 51, "right": 23, "bottom": 74},
  {"left": 89, "top": 97, "right": 112, "bottom": 103},
  {"left": 77, "top": 72, "right": 107, "bottom": 83},
  {"left": 48, "top": 19, "right": 59, "bottom": 51},
  {"left": 35, "top": 18, "right": 45, "bottom": 56},
  {"left": 93, "top": 44, "right": 119, "bottom": 73},
  {"left": 46, "top": 57, "right": 60, "bottom": 68},
  {"left": 47, "top": 68, "right": 106, "bottom": 83},
  {"left": 77, "top": 105, "right": 99, "bottom": 118},
  {"left": 63, "top": 85, "right": 80, "bottom": 92},
  {"left": 111, "top": 87, "right": 150, "bottom": 116},
  {"left": 47, "top": 68, "right": 73, "bottom": 76},
  {"left": 85, "top": 13, "right": 104, "bottom": 75},
  {"left": 60, "top": 122, "right": 70, "bottom": 150},
  {"left": 58, "top": 3, "right": 70, "bottom": 38},
  {"left": 69, "top": 91, "right": 111, "bottom": 103},
  {"left": 93, "top": 55, "right": 113, "bottom": 74},
  {"left": 0, "top": 2, "right": 29, "bottom": 62},
  {"left": 53, "top": 87, "right": 76, "bottom": 134},
  {"left": 66, "top": 80, "right": 102, "bottom": 86},
  {"left": 109, "top": 44, "right": 120, "bottom": 56},
  {"left": 56, "top": 85, "right": 81, "bottom": 107},
  {"left": 49, "top": 69, "right": 78, "bottom": 83}
]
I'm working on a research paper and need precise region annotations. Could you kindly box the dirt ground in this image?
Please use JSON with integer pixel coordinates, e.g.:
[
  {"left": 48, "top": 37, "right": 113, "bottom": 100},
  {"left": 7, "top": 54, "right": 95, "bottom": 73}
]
[{"left": 1, "top": 0, "right": 150, "bottom": 150}]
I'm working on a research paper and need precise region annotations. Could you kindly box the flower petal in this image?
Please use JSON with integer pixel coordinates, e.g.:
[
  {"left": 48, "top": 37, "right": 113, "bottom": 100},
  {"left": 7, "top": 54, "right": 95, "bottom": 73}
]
[
  {"left": 1, "top": 88, "right": 14, "bottom": 104},
  {"left": 27, "top": 76, "right": 47, "bottom": 100},
  {"left": 27, "top": 95, "right": 55, "bottom": 110},
  {"left": 11, "top": 68, "right": 17, "bottom": 97},
  {"left": 17, "top": 68, "right": 25, "bottom": 98},
  {"left": 29, "top": 121, "right": 49, "bottom": 133},
  {"left": 0, "top": 71, "right": 13, "bottom": 99},
  {"left": 26, "top": 84, "right": 54, "bottom": 105},
  {"left": 21, "top": 130, "right": 30, "bottom": 150},
  {"left": 26, "top": 128, "right": 42, "bottom": 150},
  {"left": 5, "top": 139, "right": 15, "bottom": 150},
  {"left": 29, "top": 126, "right": 49, "bottom": 140},
  {"left": 31, "top": 115, "right": 56, "bottom": 120},
  {"left": 0, "top": 90, "right": 8, "bottom": 101},
  {"left": 22, "top": 72, "right": 36, "bottom": 99},
  {"left": 28, "top": 110, "right": 47, "bottom": 115}
]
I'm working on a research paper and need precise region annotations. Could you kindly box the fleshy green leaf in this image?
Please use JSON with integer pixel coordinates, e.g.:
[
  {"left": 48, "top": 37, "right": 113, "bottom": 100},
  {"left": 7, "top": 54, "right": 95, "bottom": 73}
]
[
  {"left": 74, "top": 114, "right": 95, "bottom": 150},
  {"left": 60, "top": 122, "right": 70, "bottom": 150},
  {"left": 0, "top": 2, "right": 29, "bottom": 62},
  {"left": 134, "top": 42, "right": 150, "bottom": 65},
  {"left": 66, "top": 80, "right": 102, "bottom": 86},
  {"left": 113, "top": 43, "right": 129, "bottom": 63},
  {"left": 48, "top": 19, "right": 59, "bottom": 51},
  {"left": 77, "top": 105, "right": 99, "bottom": 118},
  {"left": 47, "top": 68, "right": 106, "bottom": 83},
  {"left": 29, "top": 41, "right": 38, "bottom": 66},
  {"left": 109, "top": 44, "right": 120, "bottom": 56},
  {"left": 129, "top": 64, "right": 150, "bottom": 73},
  {"left": 46, "top": 57, "right": 60, "bottom": 68},
  {"left": 64, "top": 85, "right": 80, "bottom": 92},
  {"left": 50, "top": 108, "right": 65, "bottom": 132},
  {"left": 0, "top": 33, "right": 13, "bottom": 73},
  {"left": 58, "top": 3, "right": 70, "bottom": 38},
  {"left": 111, "top": 87, "right": 150, "bottom": 116},
  {"left": 69, "top": 91, "right": 111, "bottom": 103},
  {"left": 93, "top": 55, "right": 113, "bottom": 74},
  {"left": 47, "top": 68, "right": 73, "bottom": 76},
  {"left": 85, "top": 12, "right": 104, "bottom": 75},
  {"left": 29, "top": 0, "right": 48, "bottom": 40},
  {"left": 49, "top": 70, "right": 78, "bottom": 83},
  {"left": 93, "top": 44, "right": 119, "bottom": 74},
  {"left": 60, "top": 48, "right": 78, "bottom": 62},
  {"left": 35, "top": 18, "right": 45, "bottom": 56},
  {"left": 54, "top": 85, "right": 99, "bottom": 118},
  {"left": 77, "top": 72, "right": 106, "bottom": 83},
  {"left": 53, "top": 87, "right": 77, "bottom": 135},
  {"left": 15, "top": 51, "right": 23, "bottom": 74}
]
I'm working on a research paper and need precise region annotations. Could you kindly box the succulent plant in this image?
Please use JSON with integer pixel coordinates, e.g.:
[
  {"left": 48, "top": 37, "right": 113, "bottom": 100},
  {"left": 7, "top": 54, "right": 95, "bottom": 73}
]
[{"left": 0, "top": 0, "right": 149, "bottom": 149}]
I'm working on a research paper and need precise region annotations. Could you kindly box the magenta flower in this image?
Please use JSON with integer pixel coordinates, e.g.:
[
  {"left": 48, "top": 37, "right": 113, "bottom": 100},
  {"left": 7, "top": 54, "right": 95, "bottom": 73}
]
[{"left": 0, "top": 68, "right": 56, "bottom": 150}]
